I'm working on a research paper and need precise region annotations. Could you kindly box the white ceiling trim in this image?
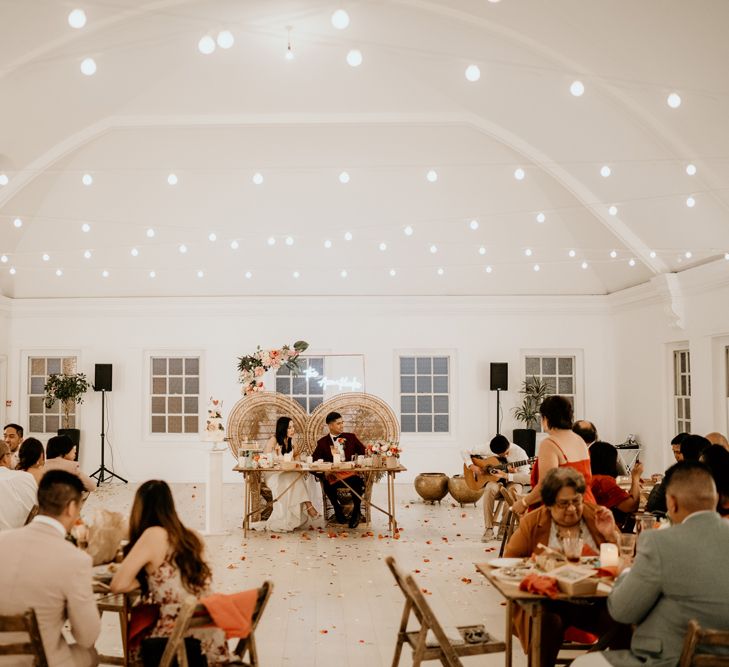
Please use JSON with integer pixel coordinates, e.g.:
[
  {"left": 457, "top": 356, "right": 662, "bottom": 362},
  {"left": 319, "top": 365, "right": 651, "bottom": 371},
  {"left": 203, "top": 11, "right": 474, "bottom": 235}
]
[{"left": 0, "top": 110, "right": 667, "bottom": 275}]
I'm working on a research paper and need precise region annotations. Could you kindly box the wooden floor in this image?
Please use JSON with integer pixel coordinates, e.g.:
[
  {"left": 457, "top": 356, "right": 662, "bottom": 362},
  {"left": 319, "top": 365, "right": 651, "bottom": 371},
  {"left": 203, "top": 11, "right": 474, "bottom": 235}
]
[{"left": 88, "top": 480, "right": 527, "bottom": 667}]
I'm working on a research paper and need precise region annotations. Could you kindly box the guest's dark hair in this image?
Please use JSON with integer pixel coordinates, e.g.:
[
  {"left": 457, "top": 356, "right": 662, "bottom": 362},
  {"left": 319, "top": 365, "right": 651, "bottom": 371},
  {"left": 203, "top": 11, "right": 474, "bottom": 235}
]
[
  {"left": 126, "top": 480, "right": 211, "bottom": 595},
  {"left": 589, "top": 441, "right": 619, "bottom": 477},
  {"left": 489, "top": 435, "right": 510, "bottom": 455},
  {"left": 665, "top": 461, "right": 717, "bottom": 509},
  {"left": 539, "top": 396, "right": 573, "bottom": 430},
  {"left": 680, "top": 435, "right": 711, "bottom": 462},
  {"left": 17, "top": 437, "right": 44, "bottom": 470},
  {"left": 275, "top": 417, "right": 293, "bottom": 454},
  {"left": 4, "top": 423, "right": 23, "bottom": 438},
  {"left": 46, "top": 434, "right": 75, "bottom": 460},
  {"left": 541, "top": 467, "right": 586, "bottom": 506},
  {"left": 573, "top": 420, "right": 597, "bottom": 445},
  {"left": 701, "top": 445, "right": 729, "bottom": 514},
  {"left": 325, "top": 411, "right": 342, "bottom": 424},
  {"left": 38, "top": 469, "right": 83, "bottom": 516},
  {"left": 671, "top": 432, "right": 690, "bottom": 446}
]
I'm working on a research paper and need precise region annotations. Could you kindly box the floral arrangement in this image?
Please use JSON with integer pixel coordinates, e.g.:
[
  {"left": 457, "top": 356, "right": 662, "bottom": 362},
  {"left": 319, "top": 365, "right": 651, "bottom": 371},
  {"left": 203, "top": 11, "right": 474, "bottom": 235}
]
[
  {"left": 237, "top": 340, "right": 309, "bottom": 395},
  {"left": 368, "top": 440, "right": 402, "bottom": 458}
]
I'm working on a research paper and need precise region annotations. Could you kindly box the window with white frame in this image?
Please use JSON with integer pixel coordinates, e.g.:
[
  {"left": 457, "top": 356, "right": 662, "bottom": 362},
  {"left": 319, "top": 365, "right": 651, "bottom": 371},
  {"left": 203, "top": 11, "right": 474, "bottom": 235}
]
[
  {"left": 399, "top": 355, "right": 450, "bottom": 433},
  {"left": 275, "top": 357, "right": 325, "bottom": 413},
  {"left": 28, "top": 356, "right": 78, "bottom": 433},
  {"left": 673, "top": 349, "right": 691, "bottom": 434},
  {"left": 524, "top": 355, "right": 576, "bottom": 431},
  {"left": 150, "top": 356, "right": 200, "bottom": 434}
]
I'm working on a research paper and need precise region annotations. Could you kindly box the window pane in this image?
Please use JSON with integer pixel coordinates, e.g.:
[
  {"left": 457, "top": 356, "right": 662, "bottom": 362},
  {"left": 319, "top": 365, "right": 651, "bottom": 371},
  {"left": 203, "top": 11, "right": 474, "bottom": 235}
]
[
  {"left": 168, "top": 397, "right": 182, "bottom": 414},
  {"left": 29, "top": 415, "right": 43, "bottom": 432},
  {"left": 169, "top": 358, "right": 183, "bottom": 375},
  {"left": 62, "top": 358, "right": 77, "bottom": 374},
  {"left": 307, "top": 378, "right": 322, "bottom": 395},
  {"left": 401, "top": 415, "right": 416, "bottom": 432},
  {"left": 309, "top": 396, "right": 323, "bottom": 411},
  {"left": 184, "top": 377, "right": 199, "bottom": 394},
  {"left": 168, "top": 377, "right": 183, "bottom": 394},
  {"left": 46, "top": 415, "right": 59, "bottom": 432},
  {"left": 558, "top": 357, "right": 573, "bottom": 375},
  {"left": 525, "top": 357, "right": 540, "bottom": 376},
  {"left": 417, "top": 415, "right": 433, "bottom": 432},
  {"left": 542, "top": 357, "right": 556, "bottom": 375},
  {"left": 152, "top": 377, "right": 166, "bottom": 394},
  {"left": 310, "top": 358, "right": 324, "bottom": 374},
  {"left": 401, "top": 396, "right": 416, "bottom": 413},
  {"left": 417, "top": 396, "right": 432, "bottom": 413},
  {"left": 684, "top": 399, "right": 691, "bottom": 419},
  {"left": 677, "top": 399, "right": 683, "bottom": 418},
  {"left": 276, "top": 365, "right": 291, "bottom": 376},
  {"left": 433, "top": 376, "right": 449, "bottom": 393},
  {"left": 30, "top": 377, "right": 45, "bottom": 394},
  {"left": 151, "top": 416, "right": 166, "bottom": 433},
  {"left": 184, "top": 416, "right": 198, "bottom": 433},
  {"left": 543, "top": 377, "right": 557, "bottom": 394},
  {"left": 293, "top": 397, "right": 307, "bottom": 411},
  {"left": 433, "top": 415, "right": 449, "bottom": 432},
  {"left": 400, "top": 376, "right": 415, "bottom": 393},
  {"left": 47, "top": 358, "right": 61, "bottom": 375},
  {"left": 276, "top": 377, "right": 291, "bottom": 393},
  {"left": 66, "top": 415, "right": 76, "bottom": 429},
  {"left": 681, "top": 376, "right": 687, "bottom": 397},
  {"left": 432, "top": 357, "right": 448, "bottom": 374},
  {"left": 416, "top": 376, "right": 432, "bottom": 393},
  {"left": 185, "top": 358, "right": 199, "bottom": 375},
  {"left": 680, "top": 353, "right": 687, "bottom": 373},
  {"left": 558, "top": 377, "right": 573, "bottom": 394},
  {"left": 152, "top": 358, "right": 167, "bottom": 374},
  {"left": 400, "top": 357, "right": 415, "bottom": 374},
  {"left": 292, "top": 377, "right": 307, "bottom": 394},
  {"left": 30, "top": 358, "right": 45, "bottom": 375},
  {"left": 168, "top": 416, "right": 182, "bottom": 433},
  {"left": 416, "top": 357, "right": 432, "bottom": 374},
  {"left": 151, "top": 397, "right": 166, "bottom": 413},
  {"left": 184, "top": 397, "right": 198, "bottom": 414},
  {"left": 29, "top": 397, "right": 44, "bottom": 413},
  {"left": 434, "top": 395, "right": 449, "bottom": 413}
]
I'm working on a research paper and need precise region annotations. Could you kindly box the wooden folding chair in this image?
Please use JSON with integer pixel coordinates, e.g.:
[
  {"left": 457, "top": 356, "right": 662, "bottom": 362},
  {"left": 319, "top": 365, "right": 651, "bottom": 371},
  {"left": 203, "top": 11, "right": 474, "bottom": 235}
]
[
  {"left": 498, "top": 486, "right": 521, "bottom": 557},
  {"left": 678, "top": 619, "right": 729, "bottom": 667},
  {"left": 385, "top": 556, "right": 505, "bottom": 667},
  {"left": 0, "top": 608, "right": 49, "bottom": 666}
]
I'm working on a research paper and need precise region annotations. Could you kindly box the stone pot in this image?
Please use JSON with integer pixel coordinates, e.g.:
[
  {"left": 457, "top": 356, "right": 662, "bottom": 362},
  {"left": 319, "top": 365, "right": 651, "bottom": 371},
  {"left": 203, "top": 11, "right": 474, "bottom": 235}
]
[
  {"left": 448, "top": 474, "right": 485, "bottom": 507},
  {"left": 414, "top": 473, "right": 449, "bottom": 504}
]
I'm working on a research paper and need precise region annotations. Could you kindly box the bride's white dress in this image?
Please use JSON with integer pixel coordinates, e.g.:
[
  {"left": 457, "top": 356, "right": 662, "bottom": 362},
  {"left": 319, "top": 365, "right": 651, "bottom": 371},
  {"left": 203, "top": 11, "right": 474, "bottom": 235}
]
[{"left": 260, "top": 471, "right": 321, "bottom": 532}]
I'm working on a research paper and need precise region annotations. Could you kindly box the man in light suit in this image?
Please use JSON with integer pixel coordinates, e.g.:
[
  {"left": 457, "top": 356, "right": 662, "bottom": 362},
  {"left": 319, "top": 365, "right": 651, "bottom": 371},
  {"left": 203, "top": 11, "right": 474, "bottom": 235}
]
[
  {"left": 573, "top": 462, "right": 729, "bottom": 667},
  {"left": 0, "top": 470, "right": 101, "bottom": 666}
]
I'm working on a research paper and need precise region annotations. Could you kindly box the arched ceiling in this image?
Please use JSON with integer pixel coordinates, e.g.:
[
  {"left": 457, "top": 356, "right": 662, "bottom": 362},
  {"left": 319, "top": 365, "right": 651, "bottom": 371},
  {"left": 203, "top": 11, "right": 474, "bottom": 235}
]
[{"left": 0, "top": 0, "right": 728, "bottom": 298}]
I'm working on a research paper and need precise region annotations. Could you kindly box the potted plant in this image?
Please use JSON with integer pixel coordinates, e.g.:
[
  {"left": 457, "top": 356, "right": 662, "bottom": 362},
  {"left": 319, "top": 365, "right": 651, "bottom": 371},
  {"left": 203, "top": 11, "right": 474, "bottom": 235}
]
[
  {"left": 43, "top": 373, "right": 90, "bottom": 460},
  {"left": 511, "top": 375, "right": 549, "bottom": 457}
]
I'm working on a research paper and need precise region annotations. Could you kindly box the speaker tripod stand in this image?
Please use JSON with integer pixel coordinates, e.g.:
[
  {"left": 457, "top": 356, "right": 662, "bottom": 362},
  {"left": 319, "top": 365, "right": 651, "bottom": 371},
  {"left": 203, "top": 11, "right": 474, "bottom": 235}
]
[{"left": 89, "top": 389, "right": 127, "bottom": 486}]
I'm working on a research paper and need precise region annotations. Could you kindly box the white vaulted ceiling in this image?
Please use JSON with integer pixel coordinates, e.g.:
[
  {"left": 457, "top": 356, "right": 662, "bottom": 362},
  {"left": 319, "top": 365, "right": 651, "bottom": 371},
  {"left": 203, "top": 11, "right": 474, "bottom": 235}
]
[{"left": 0, "top": 0, "right": 728, "bottom": 298}]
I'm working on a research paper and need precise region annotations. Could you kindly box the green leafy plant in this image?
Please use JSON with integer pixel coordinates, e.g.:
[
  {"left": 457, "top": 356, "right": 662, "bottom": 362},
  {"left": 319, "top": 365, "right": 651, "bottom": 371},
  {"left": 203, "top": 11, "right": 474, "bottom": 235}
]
[
  {"left": 43, "top": 373, "right": 90, "bottom": 429},
  {"left": 512, "top": 376, "right": 550, "bottom": 429}
]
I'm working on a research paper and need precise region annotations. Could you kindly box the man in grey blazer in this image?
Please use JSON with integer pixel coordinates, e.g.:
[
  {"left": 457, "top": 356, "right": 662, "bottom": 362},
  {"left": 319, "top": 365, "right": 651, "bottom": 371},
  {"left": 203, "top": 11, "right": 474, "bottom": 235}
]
[
  {"left": 573, "top": 461, "right": 729, "bottom": 667},
  {"left": 0, "top": 470, "right": 101, "bottom": 666}
]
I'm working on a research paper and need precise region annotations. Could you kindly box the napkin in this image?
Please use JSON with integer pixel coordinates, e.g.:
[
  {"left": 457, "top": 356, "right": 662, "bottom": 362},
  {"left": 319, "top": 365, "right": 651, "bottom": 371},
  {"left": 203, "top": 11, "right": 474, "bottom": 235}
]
[{"left": 519, "top": 573, "right": 560, "bottom": 599}]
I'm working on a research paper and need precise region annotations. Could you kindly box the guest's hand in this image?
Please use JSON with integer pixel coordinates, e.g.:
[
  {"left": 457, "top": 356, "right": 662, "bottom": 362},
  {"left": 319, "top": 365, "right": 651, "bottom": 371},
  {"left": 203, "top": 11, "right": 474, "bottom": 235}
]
[
  {"left": 493, "top": 470, "right": 508, "bottom": 480},
  {"left": 595, "top": 505, "right": 619, "bottom": 541},
  {"left": 511, "top": 497, "right": 528, "bottom": 515},
  {"left": 469, "top": 464, "right": 481, "bottom": 476},
  {"left": 631, "top": 461, "right": 644, "bottom": 482}
]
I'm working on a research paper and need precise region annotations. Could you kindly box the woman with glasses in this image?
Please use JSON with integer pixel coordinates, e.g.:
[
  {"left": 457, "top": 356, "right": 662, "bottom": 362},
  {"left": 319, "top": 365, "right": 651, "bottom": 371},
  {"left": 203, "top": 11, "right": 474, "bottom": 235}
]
[{"left": 505, "top": 467, "right": 626, "bottom": 667}]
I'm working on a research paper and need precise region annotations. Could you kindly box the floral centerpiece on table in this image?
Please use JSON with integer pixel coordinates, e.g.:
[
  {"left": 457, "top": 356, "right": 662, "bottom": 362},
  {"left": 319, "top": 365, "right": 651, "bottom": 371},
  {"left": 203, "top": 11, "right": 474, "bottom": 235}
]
[
  {"left": 368, "top": 440, "right": 402, "bottom": 458},
  {"left": 237, "top": 340, "right": 309, "bottom": 395}
]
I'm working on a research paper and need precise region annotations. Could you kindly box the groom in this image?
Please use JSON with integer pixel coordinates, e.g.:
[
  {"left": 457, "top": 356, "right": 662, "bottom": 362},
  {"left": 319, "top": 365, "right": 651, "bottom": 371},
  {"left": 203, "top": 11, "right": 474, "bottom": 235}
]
[{"left": 311, "top": 411, "right": 366, "bottom": 528}]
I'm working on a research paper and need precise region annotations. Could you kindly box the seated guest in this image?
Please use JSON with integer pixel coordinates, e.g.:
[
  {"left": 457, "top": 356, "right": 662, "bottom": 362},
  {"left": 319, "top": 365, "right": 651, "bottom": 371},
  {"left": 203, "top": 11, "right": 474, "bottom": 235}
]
[
  {"left": 574, "top": 420, "right": 627, "bottom": 475},
  {"left": 589, "top": 441, "right": 642, "bottom": 529},
  {"left": 505, "top": 467, "right": 626, "bottom": 667},
  {"left": 17, "top": 437, "right": 46, "bottom": 485},
  {"left": 572, "top": 462, "right": 729, "bottom": 667},
  {"left": 311, "top": 411, "right": 366, "bottom": 528},
  {"left": 0, "top": 470, "right": 100, "bottom": 665},
  {"left": 513, "top": 396, "right": 596, "bottom": 516},
  {"left": 111, "top": 480, "right": 229, "bottom": 664},
  {"left": 646, "top": 432, "right": 700, "bottom": 514},
  {"left": 44, "top": 434, "right": 96, "bottom": 492},
  {"left": 705, "top": 431, "right": 729, "bottom": 452},
  {"left": 0, "top": 440, "right": 38, "bottom": 530},
  {"left": 463, "top": 434, "right": 530, "bottom": 542},
  {"left": 701, "top": 444, "right": 729, "bottom": 517},
  {"left": 3, "top": 422, "right": 24, "bottom": 469}
]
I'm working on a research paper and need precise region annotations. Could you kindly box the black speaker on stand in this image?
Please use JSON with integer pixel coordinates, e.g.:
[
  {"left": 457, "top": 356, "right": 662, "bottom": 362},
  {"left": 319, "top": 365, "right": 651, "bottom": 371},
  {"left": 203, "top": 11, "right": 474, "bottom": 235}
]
[
  {"left": 89, "top": 364, "right": 127, "bottom": 486},
  {"left": 490, "top": 363, "right": 508, "bottom": 434}
]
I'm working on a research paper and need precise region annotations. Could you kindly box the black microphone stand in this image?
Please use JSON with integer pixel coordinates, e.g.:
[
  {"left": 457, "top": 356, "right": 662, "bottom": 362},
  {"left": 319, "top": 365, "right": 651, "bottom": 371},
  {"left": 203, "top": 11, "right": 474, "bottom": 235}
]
[{"left": 89, "top": 389, "right": 127, "bottom": 485}]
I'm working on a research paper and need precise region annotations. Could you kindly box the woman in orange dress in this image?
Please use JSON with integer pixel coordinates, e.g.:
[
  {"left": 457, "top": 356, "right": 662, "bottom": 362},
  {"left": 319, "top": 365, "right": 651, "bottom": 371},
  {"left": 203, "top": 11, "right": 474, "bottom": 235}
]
[{"left": 511, "top": 395, "right": 595, "bottom": 516}]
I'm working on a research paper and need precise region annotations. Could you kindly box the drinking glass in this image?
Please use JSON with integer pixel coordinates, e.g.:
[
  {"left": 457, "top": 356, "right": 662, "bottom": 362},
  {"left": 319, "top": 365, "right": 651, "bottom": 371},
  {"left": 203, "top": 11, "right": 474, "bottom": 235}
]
[
  {"left": 637, "top": 514, "right": 657, "bottom": 533},
  {"left": 561, "top": 536, "right": 584, "bottom": 563},
  {"left": 617, "top": 532, "right": 636, "bottom": 559}
]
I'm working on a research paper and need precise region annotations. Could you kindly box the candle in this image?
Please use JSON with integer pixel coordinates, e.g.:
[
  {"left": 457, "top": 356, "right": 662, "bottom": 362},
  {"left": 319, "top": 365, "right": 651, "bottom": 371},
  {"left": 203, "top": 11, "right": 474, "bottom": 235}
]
[{"left": 600, "top": 543, "right": 619, "bottom": 567}]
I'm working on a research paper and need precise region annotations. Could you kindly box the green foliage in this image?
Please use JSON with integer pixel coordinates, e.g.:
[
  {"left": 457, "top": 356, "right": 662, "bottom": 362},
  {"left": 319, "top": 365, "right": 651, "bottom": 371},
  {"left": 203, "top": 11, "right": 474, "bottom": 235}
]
[
  {"left": 43, "top": 373, "right": 90, "bottom": 428},
  {"left": 512, "top": 375, "right": 550, "bottom": 429}
]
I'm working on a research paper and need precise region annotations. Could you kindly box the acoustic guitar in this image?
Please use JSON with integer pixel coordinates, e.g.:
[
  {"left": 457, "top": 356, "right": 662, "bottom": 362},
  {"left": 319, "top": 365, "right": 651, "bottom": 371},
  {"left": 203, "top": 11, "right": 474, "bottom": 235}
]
[{"left": 463, "top": 454, "right": 536, "bottom": 491}]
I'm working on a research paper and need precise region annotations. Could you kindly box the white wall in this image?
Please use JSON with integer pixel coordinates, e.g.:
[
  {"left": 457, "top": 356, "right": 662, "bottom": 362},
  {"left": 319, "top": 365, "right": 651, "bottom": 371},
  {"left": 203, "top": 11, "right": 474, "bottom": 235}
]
[{"left": 4, "top": 295, "right": 616, "bottom": 484}]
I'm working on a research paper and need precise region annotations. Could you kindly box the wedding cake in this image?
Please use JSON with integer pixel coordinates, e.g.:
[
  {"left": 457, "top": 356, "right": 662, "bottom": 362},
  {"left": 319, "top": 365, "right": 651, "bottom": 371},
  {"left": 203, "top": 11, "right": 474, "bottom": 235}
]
[{"left": 203, "top": 397, "right": 225, "bottom": 443}]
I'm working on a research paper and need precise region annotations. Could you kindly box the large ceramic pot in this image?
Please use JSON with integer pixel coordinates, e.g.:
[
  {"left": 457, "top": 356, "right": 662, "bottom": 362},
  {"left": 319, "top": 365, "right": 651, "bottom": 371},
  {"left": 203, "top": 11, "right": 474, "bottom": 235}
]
[
  {"left": 414, "top": 473, "right": 449, "bottom": 504},
  {"left": 448, "top": 474, "right": 485, "bottom": 507}
]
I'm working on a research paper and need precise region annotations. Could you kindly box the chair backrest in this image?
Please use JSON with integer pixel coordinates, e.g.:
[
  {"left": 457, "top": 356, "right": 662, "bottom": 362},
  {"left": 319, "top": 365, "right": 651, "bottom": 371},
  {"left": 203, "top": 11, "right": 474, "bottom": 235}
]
[
  {"left": 159, "top": 596, "right": 198, "bottom": 667},
  {"left": 385, "top": 556, "right": 424, "bottom": 624},
  {"left": 679, "top": 620, "right": 729, "bottom": 667},
  {"left": 0, "top": 609, "right": 49, "bottom": 666}
]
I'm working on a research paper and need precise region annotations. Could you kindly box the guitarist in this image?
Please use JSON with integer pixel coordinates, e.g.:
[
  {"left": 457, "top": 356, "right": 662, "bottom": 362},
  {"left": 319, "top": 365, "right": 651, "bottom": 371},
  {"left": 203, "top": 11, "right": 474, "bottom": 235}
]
[{"left": 465, "top": 435, "right": 531, "bottom": 542}]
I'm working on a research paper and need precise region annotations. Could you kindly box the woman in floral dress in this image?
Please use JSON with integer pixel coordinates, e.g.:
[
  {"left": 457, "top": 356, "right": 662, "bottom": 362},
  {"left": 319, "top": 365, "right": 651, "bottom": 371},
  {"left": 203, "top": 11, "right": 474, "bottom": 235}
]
[{"left": 111, "top": 480, "right": 229, "bottom": 663}]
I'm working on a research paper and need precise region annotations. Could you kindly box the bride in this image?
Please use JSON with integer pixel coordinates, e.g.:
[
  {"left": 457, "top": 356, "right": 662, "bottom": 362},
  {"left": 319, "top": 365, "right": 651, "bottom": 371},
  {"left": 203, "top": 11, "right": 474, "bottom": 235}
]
[{"left": 259, "top": 416, "right": 320, "bottom": 532}]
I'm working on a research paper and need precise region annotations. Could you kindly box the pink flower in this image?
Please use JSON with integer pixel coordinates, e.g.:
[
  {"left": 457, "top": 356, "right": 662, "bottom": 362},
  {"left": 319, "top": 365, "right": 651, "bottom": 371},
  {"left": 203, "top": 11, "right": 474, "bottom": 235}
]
[{"left": 254, "top": 366, "right": 265, "bottom": 377}]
